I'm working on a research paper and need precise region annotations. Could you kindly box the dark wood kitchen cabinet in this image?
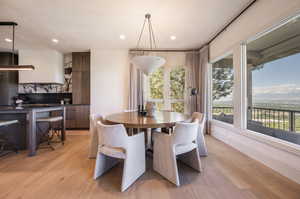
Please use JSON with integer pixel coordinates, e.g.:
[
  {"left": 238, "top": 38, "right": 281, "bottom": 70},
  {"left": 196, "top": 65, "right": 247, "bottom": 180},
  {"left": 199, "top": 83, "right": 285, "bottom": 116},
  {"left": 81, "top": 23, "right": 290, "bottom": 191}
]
[
  {"left": 68, "top": 52, "right": 91, "bottom": 130},
  {"left": 66, "top": 105, "right": 90, "bottom": 129},
  {"left": 72, "top": 52, "right": 90, "bottom": 105}
]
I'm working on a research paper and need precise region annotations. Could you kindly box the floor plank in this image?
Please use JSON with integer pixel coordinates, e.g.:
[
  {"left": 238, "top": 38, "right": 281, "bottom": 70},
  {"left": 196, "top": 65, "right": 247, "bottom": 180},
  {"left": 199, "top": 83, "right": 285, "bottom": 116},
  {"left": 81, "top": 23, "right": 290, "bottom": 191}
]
[{"left": 0, "top": 131, "right": 299, "bottom": 199}]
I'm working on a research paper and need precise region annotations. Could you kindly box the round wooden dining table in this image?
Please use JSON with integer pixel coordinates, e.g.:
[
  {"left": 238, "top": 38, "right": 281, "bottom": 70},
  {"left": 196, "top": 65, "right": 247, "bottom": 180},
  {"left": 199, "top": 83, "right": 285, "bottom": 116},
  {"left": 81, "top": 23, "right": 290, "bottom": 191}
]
[
  {"left": 105, "top": 111, "right": 190, "bottom": 129},
  {"left": 106, "top": 111, "right": 190, "bottom": 149}
]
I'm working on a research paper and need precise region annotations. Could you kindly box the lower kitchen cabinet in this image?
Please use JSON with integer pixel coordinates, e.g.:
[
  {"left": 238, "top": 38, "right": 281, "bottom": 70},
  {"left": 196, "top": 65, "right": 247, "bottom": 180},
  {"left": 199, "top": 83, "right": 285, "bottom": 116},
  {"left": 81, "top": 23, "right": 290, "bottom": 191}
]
[{"left": 66, "top": 105, "right": 90, "bottom": 129}]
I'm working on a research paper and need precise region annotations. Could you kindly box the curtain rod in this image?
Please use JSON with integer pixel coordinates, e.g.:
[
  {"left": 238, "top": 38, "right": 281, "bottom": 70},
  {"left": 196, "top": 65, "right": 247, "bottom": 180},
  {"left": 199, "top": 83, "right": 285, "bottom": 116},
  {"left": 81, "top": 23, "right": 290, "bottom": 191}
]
[{"left": 196, "top": 0, "right": 258, "bottom": 50}]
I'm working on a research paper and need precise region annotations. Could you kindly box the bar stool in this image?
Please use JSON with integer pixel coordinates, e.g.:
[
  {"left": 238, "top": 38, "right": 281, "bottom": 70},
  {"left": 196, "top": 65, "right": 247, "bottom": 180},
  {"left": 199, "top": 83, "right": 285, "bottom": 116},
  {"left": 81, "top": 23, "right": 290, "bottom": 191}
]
[
  {"left": 0, "top": 120, "right": 19, "bottom": 156},
  {"left": 36, "top": 116, "right": 63, "bottom": 150}
]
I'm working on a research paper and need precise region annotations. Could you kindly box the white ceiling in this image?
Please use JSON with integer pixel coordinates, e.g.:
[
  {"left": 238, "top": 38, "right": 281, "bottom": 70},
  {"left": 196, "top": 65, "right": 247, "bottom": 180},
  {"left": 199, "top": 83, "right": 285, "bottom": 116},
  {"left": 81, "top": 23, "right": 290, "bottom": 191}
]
[{"left": 0, "top": 0, "right": 251, "bottom": 53}]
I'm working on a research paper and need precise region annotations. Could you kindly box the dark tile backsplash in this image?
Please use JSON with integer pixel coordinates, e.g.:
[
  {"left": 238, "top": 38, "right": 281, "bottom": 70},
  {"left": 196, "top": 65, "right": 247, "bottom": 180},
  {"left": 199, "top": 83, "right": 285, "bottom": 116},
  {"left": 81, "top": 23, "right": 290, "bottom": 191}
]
[{"left": 18, "top": 93, "right": 72, "bottom": 104}]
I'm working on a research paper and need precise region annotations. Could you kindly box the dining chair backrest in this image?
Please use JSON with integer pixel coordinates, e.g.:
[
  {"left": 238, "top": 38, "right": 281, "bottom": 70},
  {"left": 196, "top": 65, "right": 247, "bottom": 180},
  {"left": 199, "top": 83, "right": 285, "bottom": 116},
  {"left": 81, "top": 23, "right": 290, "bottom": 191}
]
[
  {"left": 191, "top": 112, "right": 203, "bottom": 123},
  {"left": 191, "top": 112, "right": 206, "bottom": 135},
  {"left": 97, "top": 121, "right": 128, "bottom": 149},
  {"left": 173, "top": 122, "right": 199, "bottom": 146},
  {"left": 90, "top": 114, "right": 105, "bottom": 127},
  {"left": 90, "top": 114, "right": 105, "bottom": 139}
]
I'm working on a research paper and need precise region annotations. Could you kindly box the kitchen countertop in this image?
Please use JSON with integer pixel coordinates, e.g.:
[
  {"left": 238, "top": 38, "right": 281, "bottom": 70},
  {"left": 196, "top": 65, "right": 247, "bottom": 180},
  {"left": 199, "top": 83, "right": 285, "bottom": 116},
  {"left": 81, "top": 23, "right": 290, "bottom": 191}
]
[
  {"left": 22, "top": 104, "right": 90, "bottom": 106},
  {"left": 0, "top": 105, "right": 66, "bottom": 114},
  {"left": 0, "top": 104, "right": 90, "bottom": 114}
]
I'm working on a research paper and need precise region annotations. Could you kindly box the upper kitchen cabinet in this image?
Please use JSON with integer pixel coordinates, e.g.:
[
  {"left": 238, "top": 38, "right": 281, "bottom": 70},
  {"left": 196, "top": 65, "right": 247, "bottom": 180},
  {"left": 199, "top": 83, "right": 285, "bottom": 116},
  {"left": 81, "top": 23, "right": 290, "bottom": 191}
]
[
  {"left": 72, "top": 52, "right": 90, "bottom": 72},
  {"left": 18, "top": 49, "right": 64, "bottom": 84},
  {"left": 72, "top": 52, "right": 90, "bottom": 104}
]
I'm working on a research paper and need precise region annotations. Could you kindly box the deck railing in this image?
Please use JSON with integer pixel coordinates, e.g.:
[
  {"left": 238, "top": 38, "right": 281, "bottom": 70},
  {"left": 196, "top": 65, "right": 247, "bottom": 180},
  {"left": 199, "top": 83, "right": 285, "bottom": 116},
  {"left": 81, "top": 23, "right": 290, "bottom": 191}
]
[{"left": 212, "top": 106, "right": 300, "bottom": 132}]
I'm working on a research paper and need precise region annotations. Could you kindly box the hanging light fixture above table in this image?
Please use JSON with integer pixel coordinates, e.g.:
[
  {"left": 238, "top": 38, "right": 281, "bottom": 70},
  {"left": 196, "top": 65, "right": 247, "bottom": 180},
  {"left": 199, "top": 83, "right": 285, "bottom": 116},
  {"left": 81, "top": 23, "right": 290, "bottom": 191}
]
[
  {"left": 0, "top": 22, "right": 34, "bottom": 71},
  {"left": 131, "top": 14, "right": 166, "bottom": 75}
]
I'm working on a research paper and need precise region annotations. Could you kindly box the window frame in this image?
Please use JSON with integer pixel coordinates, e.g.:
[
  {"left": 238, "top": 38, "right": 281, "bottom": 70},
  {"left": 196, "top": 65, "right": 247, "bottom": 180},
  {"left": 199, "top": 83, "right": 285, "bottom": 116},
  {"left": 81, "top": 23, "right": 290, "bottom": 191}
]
[
  {"left": 209, "top": 12, "right": 300, "bottom": 156},
  {"left": 209, "top": 50, "right": 235, "bottom": 126}
]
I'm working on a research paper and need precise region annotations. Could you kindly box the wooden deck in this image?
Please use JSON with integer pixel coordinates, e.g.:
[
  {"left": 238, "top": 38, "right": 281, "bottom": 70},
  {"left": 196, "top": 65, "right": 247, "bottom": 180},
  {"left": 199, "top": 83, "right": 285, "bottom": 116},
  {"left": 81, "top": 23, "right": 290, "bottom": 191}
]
[{"left": 0, "top": 131, "right": 299, "bottom": 199}]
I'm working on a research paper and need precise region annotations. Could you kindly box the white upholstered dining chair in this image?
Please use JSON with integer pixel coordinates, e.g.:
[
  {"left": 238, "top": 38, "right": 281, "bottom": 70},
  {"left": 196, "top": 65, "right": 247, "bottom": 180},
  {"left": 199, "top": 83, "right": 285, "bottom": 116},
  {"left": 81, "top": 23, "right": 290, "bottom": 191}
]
[
  {"left": 189, "top": 112, "right": 208, "bottom": 156},
  {"left": 153, "top": 121, "right": 202, "bottom": 186},
  {"left": 93, "top": 121, "right": 146, "bottom": 192},
  {"left": 89, "top": 114, "right": 106, "bottom": 158}
]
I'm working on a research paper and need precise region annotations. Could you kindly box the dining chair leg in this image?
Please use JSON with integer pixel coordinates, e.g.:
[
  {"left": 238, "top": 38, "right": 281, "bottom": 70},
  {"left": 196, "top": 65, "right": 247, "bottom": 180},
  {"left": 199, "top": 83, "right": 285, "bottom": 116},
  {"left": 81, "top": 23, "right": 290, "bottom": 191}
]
[
  {"left": 146, "top": 128, "right": 152, "bottom": 149},
  {"left": 94, "top": 153, "right": 119, "bottom": 179},
  {"left": 121, "top": 152, "right": 146, "bottom": 191},
  {"left": 178, "top": 148, "right": 202, "bottom": 172},
  {"left": 153, "top": 139, "right": 180, "bottom": 186},
  {"left": 197, "top": 132, "right": 208, "bottom": 156},
  {"left": 89, "top": 127, "right": 99, "bottom": 159}
]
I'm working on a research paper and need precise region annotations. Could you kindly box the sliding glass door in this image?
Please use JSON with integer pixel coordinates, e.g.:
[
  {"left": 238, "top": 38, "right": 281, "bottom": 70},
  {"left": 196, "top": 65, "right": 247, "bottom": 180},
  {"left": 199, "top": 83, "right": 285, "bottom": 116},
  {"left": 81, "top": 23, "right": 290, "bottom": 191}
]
[{"left": 245, "top": 15, "right": 300, "bottom": 145}]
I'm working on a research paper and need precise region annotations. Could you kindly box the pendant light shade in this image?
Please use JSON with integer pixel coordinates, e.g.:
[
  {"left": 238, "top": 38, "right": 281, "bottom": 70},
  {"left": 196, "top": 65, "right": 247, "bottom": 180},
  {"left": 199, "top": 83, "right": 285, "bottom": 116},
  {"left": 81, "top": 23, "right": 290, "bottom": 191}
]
[
  {"left": 131, "top": 55, "right": 166, "bottom": 75},
  {"left": 131, "top": 14, "right": 165, "bottom": 75}
]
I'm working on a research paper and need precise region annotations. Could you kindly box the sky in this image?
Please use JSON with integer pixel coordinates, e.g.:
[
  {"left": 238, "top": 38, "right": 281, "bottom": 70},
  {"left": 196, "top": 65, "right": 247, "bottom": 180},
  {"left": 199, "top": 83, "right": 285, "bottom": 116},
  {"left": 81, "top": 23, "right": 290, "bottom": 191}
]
[{"left": 252, "top": 52, "right": 300, "bottom": 101}]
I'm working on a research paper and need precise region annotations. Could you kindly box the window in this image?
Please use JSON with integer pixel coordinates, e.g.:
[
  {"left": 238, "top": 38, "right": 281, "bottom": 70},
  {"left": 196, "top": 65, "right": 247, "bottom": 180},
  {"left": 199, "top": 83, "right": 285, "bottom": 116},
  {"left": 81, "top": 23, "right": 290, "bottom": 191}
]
[
  {"left": 170, "top": 67, "right": 185, "bottom": 113},
  {"left": 246, "top": 15, "right": 300, "bottom": 145},
  {"left": 149, "top": 67, "right": 164, "bottom": 100},
  {"left": 212, "top": 54, "right": 234, "bottom": 124},
  {"left": 147, "top": 66, "right": 185, "bottom": 113}
]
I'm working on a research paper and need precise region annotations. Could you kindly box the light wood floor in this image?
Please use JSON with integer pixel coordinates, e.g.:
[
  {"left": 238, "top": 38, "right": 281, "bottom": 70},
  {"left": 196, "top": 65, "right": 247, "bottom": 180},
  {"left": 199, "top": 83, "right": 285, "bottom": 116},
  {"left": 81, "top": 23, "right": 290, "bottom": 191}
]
[{"left": 0, "top": 131, "right": 299, "bottom": 199}]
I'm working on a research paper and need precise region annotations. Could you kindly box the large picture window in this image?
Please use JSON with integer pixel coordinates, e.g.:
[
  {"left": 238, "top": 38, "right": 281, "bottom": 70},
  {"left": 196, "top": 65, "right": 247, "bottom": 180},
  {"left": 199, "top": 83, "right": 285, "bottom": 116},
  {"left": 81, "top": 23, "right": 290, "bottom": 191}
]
[
  {"left": 212, "top": 54, "right": 234, "bottom": 124},
  {"left": 246, "top": 16, "right": 300, "bottom": 145}
]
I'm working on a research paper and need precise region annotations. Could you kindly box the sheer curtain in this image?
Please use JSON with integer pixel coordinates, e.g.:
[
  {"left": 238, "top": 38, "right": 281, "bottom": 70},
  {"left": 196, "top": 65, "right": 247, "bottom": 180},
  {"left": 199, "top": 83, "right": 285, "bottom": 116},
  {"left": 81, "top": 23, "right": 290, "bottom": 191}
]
[
  {"left": 198, "top": 46, "right": 209, "bottom": 115},
  {"left": 185, "top": 51, "right": 199, "bottom": 115},
  {"left": 128, "top": 52, "right": 144, "bottom": 111},
  {"left": 185, "top": 46, "right": 209, "bottom": 117}
]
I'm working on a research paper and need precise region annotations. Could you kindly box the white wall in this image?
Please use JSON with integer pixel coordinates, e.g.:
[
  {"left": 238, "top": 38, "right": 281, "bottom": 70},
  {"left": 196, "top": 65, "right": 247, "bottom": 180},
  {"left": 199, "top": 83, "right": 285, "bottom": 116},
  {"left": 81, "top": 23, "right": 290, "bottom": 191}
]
[
  {"left": 19, "top": 49, "right": 64, "bottom": 84},
  {"left": 90, "top": 49, "right": 129, "bottom": 116},
  {"left": 209, "top": 0, "right": 300, "bottom": 184}
]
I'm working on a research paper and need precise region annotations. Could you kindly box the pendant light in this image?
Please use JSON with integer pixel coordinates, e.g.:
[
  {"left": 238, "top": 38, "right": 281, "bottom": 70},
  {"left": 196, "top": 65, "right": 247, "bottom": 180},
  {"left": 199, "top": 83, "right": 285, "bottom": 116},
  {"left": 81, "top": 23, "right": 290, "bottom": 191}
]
[
  {"left": 0, "top": 22, "right": 34, "bottom": 71},
  {"left": 131, "top": 14, "right": 165, "bottom": 75}
]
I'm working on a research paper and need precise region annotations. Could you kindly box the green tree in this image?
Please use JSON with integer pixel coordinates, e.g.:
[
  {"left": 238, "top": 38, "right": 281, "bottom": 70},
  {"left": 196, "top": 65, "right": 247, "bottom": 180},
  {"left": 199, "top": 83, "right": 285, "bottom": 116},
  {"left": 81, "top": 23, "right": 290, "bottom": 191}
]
[
  {"left": 149, "top": 67, "right": 164, "bottom": 99},
  {"left": 212, "top": 67, "right": 234, "bottom": 100},
  {"left": 170, "top": 67, "right": 185, "bottom": 99}
]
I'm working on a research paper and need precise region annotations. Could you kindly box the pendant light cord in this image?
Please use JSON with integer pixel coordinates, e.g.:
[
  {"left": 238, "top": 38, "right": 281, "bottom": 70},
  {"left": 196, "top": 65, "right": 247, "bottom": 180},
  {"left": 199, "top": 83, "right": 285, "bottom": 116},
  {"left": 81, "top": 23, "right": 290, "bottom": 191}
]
[
  {"left": 136, "top": 17, "right": 147, "bottom": 49},
  {"left": 148, "top": 17, "right": 152, "bottom": 50},
  {"left": 135, "top": 13, "right": 158, "bottom": 51},
  {"left": 149, "top": 19, "right": 157, "bottom": 49}
]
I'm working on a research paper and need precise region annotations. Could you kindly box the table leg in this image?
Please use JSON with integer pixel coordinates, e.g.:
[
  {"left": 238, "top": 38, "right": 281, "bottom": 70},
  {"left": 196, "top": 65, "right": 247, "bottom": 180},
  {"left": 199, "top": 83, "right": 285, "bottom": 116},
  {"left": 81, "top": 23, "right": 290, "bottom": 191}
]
[
  {"left": 61, "top": 107, "right": 66, "bottom": 142},
  {"left": 146, "top": 128, "right": 152, "bottom": 150},
  {"left": 27, "top": 110, "right": 37, "bottom": 156}
]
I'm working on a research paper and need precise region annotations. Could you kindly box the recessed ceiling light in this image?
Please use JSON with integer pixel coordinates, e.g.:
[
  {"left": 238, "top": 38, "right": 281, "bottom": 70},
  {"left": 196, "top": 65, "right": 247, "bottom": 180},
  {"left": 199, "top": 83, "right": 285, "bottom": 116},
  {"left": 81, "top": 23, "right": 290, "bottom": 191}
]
[
  {"left": 119, "top": 34, "right": 126, "bottom": 40},
  {"left": 52, "top": 38, "right": 59, "bottom": 43},
  {"left": 4, "top": 38, "right": 12, "bottom": 42},
  {"left": 170, "top": 35, "right": 176, "bottom": 40}
]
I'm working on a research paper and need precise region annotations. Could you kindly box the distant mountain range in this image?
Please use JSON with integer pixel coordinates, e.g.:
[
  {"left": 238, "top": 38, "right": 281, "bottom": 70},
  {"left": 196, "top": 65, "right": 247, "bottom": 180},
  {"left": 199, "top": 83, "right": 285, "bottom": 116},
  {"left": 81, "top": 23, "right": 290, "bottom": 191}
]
[{"left": 214, "top": 99, "right": 300, "bottom": 111}]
